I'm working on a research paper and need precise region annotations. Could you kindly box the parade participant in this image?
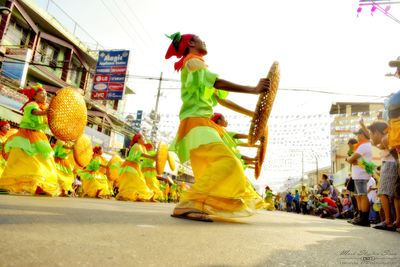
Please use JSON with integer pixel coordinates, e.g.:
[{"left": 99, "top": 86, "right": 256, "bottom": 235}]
[
  {"left": 345, "top": 128, "right": 373, "bottom": 226},
  {"left": 264, "top": 186, "right": 275, "bottom": 211},
  {"left": 170, "top": 182, "right": 178, "bottom": 203},
  {"left": 92, "top": 145, "right": 112, "bottom": 195},
  {"left": 166, "top": 32, "right": 268, "bottom": 221},
  {"left": 116, "top": 134, "right": 155, "bottom": 201},
  {"left": 0, "top": 85, "right": 59, "bottom": 196},
  {"left": 53, "top": 140, "right": 75, "bottom": 196},
  {"left": 178, "top": 181, "right": 187, "bottom": 201},
  {"left": 165, "top": 180, "right": 170, "bottom": 202},
  {"left": 159, "top": 179, "right": 168, "bottom": 202},
  {"left": 141, "top": 141, "right": 163, "bottom": 201},
  {"left": 0, "top": 120, "right": 11, "bottom": 176},
  {"left": 211, "top": 112, "right": 255, "bottom": 169},
  {"left": 78, "top": 145, "right": 110, "bottom": 198}
]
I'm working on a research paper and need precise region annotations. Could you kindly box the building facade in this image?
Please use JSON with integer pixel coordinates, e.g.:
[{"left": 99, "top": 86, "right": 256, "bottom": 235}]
[
  {"left": 329, "top": 102, "right": 384, "bottom": 175},
  {"left": 0, "top": 0, "right": 136, "bottom": 153}
]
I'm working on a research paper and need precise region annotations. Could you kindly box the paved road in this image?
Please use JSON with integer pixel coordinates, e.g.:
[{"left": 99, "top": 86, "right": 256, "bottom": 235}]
[{"left": 0, "top": 195, "right": 399, "bottom": 267}]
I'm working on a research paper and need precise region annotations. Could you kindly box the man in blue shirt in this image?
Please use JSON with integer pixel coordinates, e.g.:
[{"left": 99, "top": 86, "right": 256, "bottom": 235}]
[
  {"left": 294, "top": 190, "right": 301, "bottom": 213},
  {"left": 285, "top": 192, "right": 293, "bottom": 212}
]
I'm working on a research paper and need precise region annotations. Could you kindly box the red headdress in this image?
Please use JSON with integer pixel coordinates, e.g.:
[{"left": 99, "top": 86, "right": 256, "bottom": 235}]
[
  {"left": 0, "top": 120, "right": 9, "bottom": 136},
  {"left": 0, "top": 120, "right": 9, "bottom": 127},
  {"left": 93, "top": 144, "right": 102, "bottom": 155},
  {"left": 144, "top": 143, "right": 153, "bottom": 150},
  {"left": 18, "top": 83, "right": 46, "bottom": 111},
  {"left": 211, "top": 113, "right": 222, "bottom": 124},
  {"left": 165, "top": 32, "right": 195, "bottom": 71},
  {"left": 130, "top": 134, "right": 142, "bottom": 148}
]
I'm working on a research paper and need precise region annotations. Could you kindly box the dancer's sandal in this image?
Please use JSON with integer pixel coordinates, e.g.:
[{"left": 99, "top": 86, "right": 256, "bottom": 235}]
[{"left": 171, "top": 210, "right": 213, "bottom": 222}]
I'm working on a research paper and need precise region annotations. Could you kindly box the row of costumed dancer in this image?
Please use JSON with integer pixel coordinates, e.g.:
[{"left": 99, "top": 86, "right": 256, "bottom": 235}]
[
  {"left": 0, "top": 31, "right": 275, "bottom": 222},
  {"left": 0, "top": 85, "right": 184, "bottom": 201}
]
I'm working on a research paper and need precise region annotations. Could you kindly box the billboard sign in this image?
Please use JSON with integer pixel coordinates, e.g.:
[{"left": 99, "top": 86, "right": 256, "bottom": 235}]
[
  {"left": 1, "top": 48, "right": 32, "bottom": 88},
  {"left": 91, "top": 50, "right": 130, "bottom": 100}
]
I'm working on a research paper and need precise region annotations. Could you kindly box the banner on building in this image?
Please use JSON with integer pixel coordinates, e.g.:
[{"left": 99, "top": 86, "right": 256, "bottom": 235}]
[
  {"left": 1, "top": 48, "right": 32, "bottom": 88},
  {"left": 84, "top": 126, "right": 111, "bottom": 151},
  {"left": 91, "top": 50, "right": 130, "bottom": 100}
]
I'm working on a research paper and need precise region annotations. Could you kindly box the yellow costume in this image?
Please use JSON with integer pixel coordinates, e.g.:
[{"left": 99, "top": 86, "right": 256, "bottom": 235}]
[
  {"left": 0, "top": 102, "right": 59, "bottom": 195},
  {"left": 167, "top": 53, "right": 264, "bottom": 218},
  {"left": 108, "top": 155, "right": 123, "bottom": 193},
  {"left": 0, "top": 127, "right": 15, "bottom": 177},
  {"left": 78, "top": 155, "right": 110, "bottom": 198},
  {"left": 264, "top": 189, "right": 275, "bottom": 211},
  {"left": 141, "top": 148, "right": 163, "bottom": 201},
  {"left": 116, "top": 143, "right": 153, "bottom": 201},
  {"left": 53, "top": 141, "right": 75, "bottom": 195}
]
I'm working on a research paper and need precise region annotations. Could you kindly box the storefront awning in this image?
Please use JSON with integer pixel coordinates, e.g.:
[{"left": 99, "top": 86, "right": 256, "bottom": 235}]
[{"left": 0, "top": 104, "right": 22, "bottom": 124}]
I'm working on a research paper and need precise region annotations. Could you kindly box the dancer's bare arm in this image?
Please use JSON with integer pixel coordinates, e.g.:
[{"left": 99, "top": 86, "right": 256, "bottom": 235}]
[
  {"left": 214, "top": 78, "right": 270, "bottom": 94},
  {"left": 216, "top": 96, "right": 254, "bottom": 117}
]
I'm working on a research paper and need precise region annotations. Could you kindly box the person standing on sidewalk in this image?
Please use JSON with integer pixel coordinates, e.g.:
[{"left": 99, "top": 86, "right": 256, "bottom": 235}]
[
  {"left": 300, "top": 186, "right": 309, "bottom": 214},
  {"left": 285, "top": 191, "right": 293, "bottom": 212},
  {"left": 294, "top": 190, "right": 300, "bottom": 213},
  {"left": 346, "top": 128, "right": 372, "bottom": 226},
  {"left": 368, "top": 121, "right": 398, "bottom": 231}
]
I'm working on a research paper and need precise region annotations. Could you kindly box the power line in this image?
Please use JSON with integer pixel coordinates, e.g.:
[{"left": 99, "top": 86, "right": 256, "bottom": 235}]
[
  {"left": 157, "top": 86, "right": 388, "bottom": 98},
  {"left": 100, "top": 0, "right": 159, "bottom": 71},
  {"left": 1, "top": 55, "right": 180, "bottom": 81},
  {"left": 121, "top": 0, "right": 156, "bottom": 45},
  {"left": 0, "top": 56, "right": 392, "bottom": 99},
  {"left": 111, "top": 0, "right": 154, "bottom": 50}
]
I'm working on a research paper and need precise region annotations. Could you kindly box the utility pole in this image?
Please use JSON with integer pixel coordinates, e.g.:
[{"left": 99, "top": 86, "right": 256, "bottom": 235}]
[
  {"left": 151, "top": 72, "right": 163, "bottom": 143},
  {"left": 315, "top": 155, "right": 318, "bottom": 187},
  {"left": 155, "top": 72, "right": 163, "bottom": 113},
  {"left": 301, "top": 151, "right": 304, "bottom": 185}
]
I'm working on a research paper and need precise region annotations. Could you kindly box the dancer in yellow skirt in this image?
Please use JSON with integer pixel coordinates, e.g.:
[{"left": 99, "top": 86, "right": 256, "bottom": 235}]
[
  {"left": 142, "top": 141, "right": 164, "bottom": 201},
  {"left": 92, "top": 145, "right": 113, "bottom": 195},
  {"left": 159, "top": 179, "right": 168, "bottom": 202},
  {"left": 116, "top": 134, "right": 155, "bottom": 201},
  {"left": 264, "top": 186, "right": 275, "bottom": 211},
  {"left": 166, "top": 32, "right": 269, "bottom": 221},
  {"left": 0, "top": 85, "right": 59, "bottom": 195},
  {"left": 211, "top": 112, "right": 256, "bottom": 170},
  {"left": 53, "top": 140, "right": 75, "bottom": 196},
  {"left": 0, "top": 120, "right": 11, "bottom": 177},
  {"left": 78, "top": 146, "right": 110, "bottom": 198}
]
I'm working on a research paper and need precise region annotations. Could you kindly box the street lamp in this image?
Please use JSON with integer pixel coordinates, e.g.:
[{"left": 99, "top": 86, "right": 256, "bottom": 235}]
[{"left": 0, "top": 7, "right": 12, "bottom": 15}]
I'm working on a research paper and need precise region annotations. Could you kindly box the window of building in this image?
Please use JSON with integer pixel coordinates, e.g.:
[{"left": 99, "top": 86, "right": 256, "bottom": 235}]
[
  {"left": 2, "top": 18, "right": 29, "bottom": 46},
  {"left": 35, "top": 40, "right": 60, "bottom": 69},
  {"left": 68, "top": 56, "right": 82, "bottom": 85}
]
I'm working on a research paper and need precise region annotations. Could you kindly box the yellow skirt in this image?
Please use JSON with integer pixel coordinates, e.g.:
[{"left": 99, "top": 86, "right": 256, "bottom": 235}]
[
  {"left": 55, "top": 155, "right": 75, "bottom": 194},
  {"left": 81, "top": 174, "right": 110, "bottom": 198},
  {"left": 116, "top": 161, "right": 153, "bottom": 201},
  {"left": 175, "top": 142, "right": 264, "bottom": 218},
  {"left": 264, "top": 199, "right": 275, "bottom": 211},
  {"left": 144, "top": 175, "right": 164, "bottom": 200},
  {"left": 0, "top": 148, "right": 59, "bottom": 196},
  {"left": 107, "top": 179, "right": 114, "bottom": 195},
  {"left": 57, "top": 169, "right": 74, "bottom": 194},
  {"left": 0, "top": 161, "right": 5, "bottom": 178}
]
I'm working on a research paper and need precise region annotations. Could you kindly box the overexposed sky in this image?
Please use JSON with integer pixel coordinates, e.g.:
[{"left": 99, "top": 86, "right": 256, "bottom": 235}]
[{"left": 35, "top": 0, "right": 400, "bottom": 190}]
